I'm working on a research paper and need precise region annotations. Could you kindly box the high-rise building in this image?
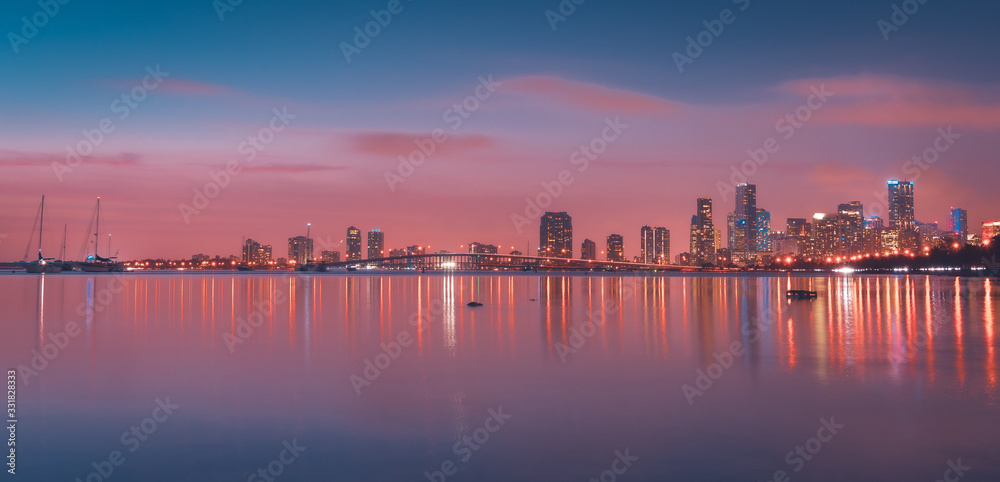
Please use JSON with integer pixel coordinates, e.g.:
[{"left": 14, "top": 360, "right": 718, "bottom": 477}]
[
  {"left": 948, "top": 207, "right": 968, "bottom": 245},
  {"left": 887, "top": 180, "right": 915, "bottom": 232},
  {"left": 540, "top": 212, "right": 573, "bottom": 258},
  {"left": 581, "top": 239, "right": 597, "bottom": 260},
  {"left": 640, "top": 226, "right": 655, "bottom": 263},
  {"left": 691, "top": 198, "right": 716, "bottom": 265},
  {"left": 727, "top": 212, "right": 747, "bottom": 260},
  {"left": 321, "top": 251, "right": 341, "bottom": 263},
  {"left": 916, "top": 221, "right": 940, "bottom": 249},
  {"left": 242, "top": 238, "right": 273, "bottom": 266},
  {"left": 287, "top": 236, "right": 313, "bottom": 265},
  {"left": 654, "top": 227, "right": 670, "bottom": 264},
  {"left": 787, "top": 218, "right": 812, "bottom": 255},
  {"left": 863, "top": 217, "right": 884, "bottom": 254},
  {"left": 735, "top": 183, "right": 758, "bottom": 260},
  {"left": 606, "top": 234, "right": 624, "bottom": 262},
  {"left": 756, "top": 208, "right": 771, "bottom": 253},
  {"left": 346, "top": 226, "right": 362, "bottom": 261},
  {"left": 837, "top": 202, "right": 864, "bottom": 255},
  {"left": 983, "top": 221, "right": 1000, "bottom": 244},
  {"left": 367, "top": 229, "right": 385, "bottom": 259},
  {"left": 812, "top": 214, "right": 839, "bottom": 258}
]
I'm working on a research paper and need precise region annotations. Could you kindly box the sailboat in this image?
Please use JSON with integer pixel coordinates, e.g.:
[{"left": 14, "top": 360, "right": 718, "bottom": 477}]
[
  {"left": 75, "top": 197, "right": 123, "bottom": 272},
  {"left": 24, "top": 196, "right": 63, "bottom": 274}
]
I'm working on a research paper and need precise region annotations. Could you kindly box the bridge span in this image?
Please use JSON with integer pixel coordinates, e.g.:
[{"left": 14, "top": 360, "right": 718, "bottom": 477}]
[{"left": 321, "top": 253, "right": 698, "bottom": 272}]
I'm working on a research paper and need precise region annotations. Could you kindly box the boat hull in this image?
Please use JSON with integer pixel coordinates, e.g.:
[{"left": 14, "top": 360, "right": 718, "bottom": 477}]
[{"left": 24, "top": 262, "right": 62, "bottom": 274}]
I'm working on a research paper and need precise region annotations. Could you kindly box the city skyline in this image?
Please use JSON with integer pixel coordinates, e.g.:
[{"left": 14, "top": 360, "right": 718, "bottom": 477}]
[
  {"left": 6, "top": 176, "right": 999, "bottom": 264},
  {"left": 3, "top": 1, "right": 1000, "bottom": 261}
]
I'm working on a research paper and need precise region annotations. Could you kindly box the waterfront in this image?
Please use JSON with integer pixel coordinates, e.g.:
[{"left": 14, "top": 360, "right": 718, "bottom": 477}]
[{"left": 2, "top": 272, "right": 998, "bottom": 481}]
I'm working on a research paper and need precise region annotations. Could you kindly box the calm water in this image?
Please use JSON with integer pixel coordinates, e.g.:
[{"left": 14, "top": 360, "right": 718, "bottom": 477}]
[{"left": 2, "top": 272, "right": 998, "bottom": 481}]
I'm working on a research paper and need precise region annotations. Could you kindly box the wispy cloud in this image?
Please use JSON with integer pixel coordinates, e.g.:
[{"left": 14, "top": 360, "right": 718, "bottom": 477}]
[
  {"left": 783, "top": 75, "right": 1000, "bottom": 129},
  {"left": 502, "top": 75, "right": 681, "bottom": 115}
]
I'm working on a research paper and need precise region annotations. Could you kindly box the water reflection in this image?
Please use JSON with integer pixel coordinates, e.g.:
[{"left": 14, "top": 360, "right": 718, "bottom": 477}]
[{"left": 5, "top": 272, "right": 999, "bottom": 481}]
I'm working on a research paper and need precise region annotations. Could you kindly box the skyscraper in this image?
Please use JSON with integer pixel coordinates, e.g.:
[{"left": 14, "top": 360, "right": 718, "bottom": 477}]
[
  {"left": 727, "top": 212, "right": 747, "bottom": 260},
  {"left": 756, "top": 208, "right": 771, "bottom": 253},
  {"left": 654, "top": 227, "right": 670, "bottom": 264},
  {"left": 787, "top": 218, "right": 812, "bottom": 256},
  {"left": 949, "top": 207, "right": 968, "bottom": 245},
  {"left": 581, "top": 238, "right": 597, "bottom": 261},
  {"left": 640, "top": 226, "right": 655, "bottom": 263},
  {"left": 887, "top": 180, "right": 915, "bottom": 232},
  {"left": 691, "top": 198, "right": 716, "bottom": 265},
  {"left": 367, "top": 229, "right": 384, "bottom": 259},
  {"left": 606, "top": 234, "right": 624, "bottom": 262},
  {"left": 287, "top": 236, "right": 313, "bottom": 265},
  {"left": 812, "top": 214, "right": 839, "bottom": 257},
  {"left": 346, "top": 226, "right": 362, "bottom": 261},
  {"left": 735, "top": 183, "right": 757, "bottom": 261},
  {"left": 540, "top": 212, "right": 573, "bottom": 259},
  {"left": 837, "top": 201, "right": 864, "bottom": 255}
]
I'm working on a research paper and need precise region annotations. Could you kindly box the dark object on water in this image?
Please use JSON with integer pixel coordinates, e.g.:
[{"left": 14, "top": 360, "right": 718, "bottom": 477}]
[
  {"left": 467, "top": 302, "right": 484, "bottom": 307},
  {"left": 787, "top": 290, "right": 818, "bottom": 300},
  {"left": 529, "top": 299, "right": 536, "bottom": 301}
]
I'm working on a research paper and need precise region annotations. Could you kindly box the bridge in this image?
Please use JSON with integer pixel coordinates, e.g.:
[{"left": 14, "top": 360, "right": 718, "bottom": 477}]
[{"left": 320, "top": 253, "right": 698, "bottom": 272}]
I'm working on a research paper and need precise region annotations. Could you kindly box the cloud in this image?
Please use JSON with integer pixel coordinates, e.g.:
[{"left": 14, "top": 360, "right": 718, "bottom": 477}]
[
  {"left": 0, "top": 150, "right": 142, "bottom": 168},
  {"left": 348, "top": 131, "right": 496, "bottom": 158},
  {"left": 782, "top": 75, "right": 1000, "bottom": 129},
  {"left": 248, "top": 163, "right": 348, "bottom": 173},
  {"left": 502, "top": 75, "right": 681, "bottom": 115}
]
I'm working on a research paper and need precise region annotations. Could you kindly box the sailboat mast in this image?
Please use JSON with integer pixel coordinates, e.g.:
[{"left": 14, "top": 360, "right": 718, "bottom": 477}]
[
  {"left": 61, "top": 224, "right": 67, "bottom": 261},
  {"left": 94, "top": 197, "right": 101, "bottom": 256},
  {"left": 38, "top": 195, "right": 45, "bottom": 254}
]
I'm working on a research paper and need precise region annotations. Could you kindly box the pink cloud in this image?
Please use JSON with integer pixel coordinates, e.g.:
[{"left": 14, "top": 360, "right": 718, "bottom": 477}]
[
  {"left": 0, "top": 150, "right": 142, "bottom": 168},
  {"left": 782, "top": 75, "right": 1000, "bottom": 129},
  {"left": 349, "top": 132, "right": 496, "bottom": 158},
  {"left": 502, "top": 75, "right": 681, "bottom": 115}
]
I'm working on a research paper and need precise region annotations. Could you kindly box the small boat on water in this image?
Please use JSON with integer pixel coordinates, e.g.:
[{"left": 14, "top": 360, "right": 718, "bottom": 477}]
[
  {"left": 74, "top": 197, "right": 123, "bottom": 272},
  {"left": 787, "top": 290, "right": 818, "bottom": 300},
  {"left": 24, "top": 195, "right": 62, "bottom": 274}
]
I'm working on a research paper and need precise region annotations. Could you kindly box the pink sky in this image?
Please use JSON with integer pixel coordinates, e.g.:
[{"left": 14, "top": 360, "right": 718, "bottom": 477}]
[{"left": 2, "top": 74, "right": 998, "bottom": 261}]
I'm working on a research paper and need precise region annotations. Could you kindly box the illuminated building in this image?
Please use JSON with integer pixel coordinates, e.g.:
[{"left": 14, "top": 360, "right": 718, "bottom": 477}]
[
  {"left": 367, "top": 229, "right": 385, "bottom": 259},
  {"left": 691, "top": 198, "right": 716, "bottom": 265},
  {"left": 863, "top": 216, "right": 884, "bottom": 253},
  {"left": 887, "top": 180, "right": 915, "bottom": 231},
  {"left": 812, "top": 214, "right": 839, "bottom": 257},
  {"left": 321, "top": 251, "right": 340, "bottom": 263},
  {"left": 756, "top": 208, "right": 771, "bottom": 253},
  {"left": 241, "top": 238, "right": 272, "bottom": 266},
  {"left": 540, "top": 212, "right": 573, "bottom": 259},
  {"left": 881, "top": 229, "right": 901, "bottom": 252},
  {"left": 288, "top": 236, "right": 313, "bottom": 265},
  {"left": 983, "top": 221, "right": 1000, "bottom": 244},
  {"left": 916, "top": 221, "right": 941, "bottom": 249},
  {"left": 837, "top": 201, "right": 864, "bottom": 255},
  {"left": 735, "top": 183, "right": 757, "bottom": 261},
  {"left": 654, "top": 227, "right": 670, "bottom": 264},
  {"left": 606, "top": 234, "right": 624, "bottom": 262},
  {"left": 581, "top": 238, "right": 597, "bottom": 260},
  {"left": 346, "top": 226, "right": 362, "bottom": 261},
  {"left": 641, "top": 226, "right": 655, "bottom": 263},
  {"left": 727, "top": 213, "right": 746, "bottom": 260},
  {"left": 469, "top": 242, "right": 499, "bottom": 254},
  {"left": 948, "top": 207, "right": 968, "bottom": 245}
]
